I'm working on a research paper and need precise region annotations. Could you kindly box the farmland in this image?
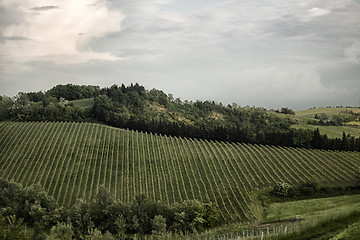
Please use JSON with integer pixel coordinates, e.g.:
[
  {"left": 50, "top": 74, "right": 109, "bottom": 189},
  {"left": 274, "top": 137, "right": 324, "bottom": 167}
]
[
  {"left": 272, "top": 107, "right": 360, "bottom": 138},
  {"left": 0, "top": 121, "right": 359, "bottom": 223}
]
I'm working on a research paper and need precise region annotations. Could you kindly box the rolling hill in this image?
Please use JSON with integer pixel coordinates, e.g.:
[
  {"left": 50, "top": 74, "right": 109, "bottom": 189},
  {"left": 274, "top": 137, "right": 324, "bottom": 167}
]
[
  {"left": 272, "top": 107, "right": 360, "bottom": 138},
  {"left": 0, "top": 121, "right": 359, "bottom": 223}
]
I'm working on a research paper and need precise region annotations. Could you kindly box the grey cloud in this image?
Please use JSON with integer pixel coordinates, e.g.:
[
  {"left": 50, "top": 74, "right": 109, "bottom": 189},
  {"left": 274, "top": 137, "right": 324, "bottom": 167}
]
[
  {"left": 1, "top": 0, "right": 360, "bottom": 110},
  {"left": 344, "top": 42, "right": 360, "bottom": 62},
  {"left": 4, "top": 36, "right": 30, "bottom": 41},
  {"left": 31, "top": 6, "right": 58, "bottom": 11}
]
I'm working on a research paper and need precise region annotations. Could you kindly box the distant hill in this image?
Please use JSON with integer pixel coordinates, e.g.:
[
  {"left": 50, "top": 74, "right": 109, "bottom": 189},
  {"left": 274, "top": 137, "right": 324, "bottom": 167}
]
[
  {"left": 1, "top": 121, "right": 359, "bottom": 223},
  {"left": 270, "top": 107, "right": 360, "bottom": 138},
  {"left": 1, "top": 83, "right": 359, "bottom": 151}
]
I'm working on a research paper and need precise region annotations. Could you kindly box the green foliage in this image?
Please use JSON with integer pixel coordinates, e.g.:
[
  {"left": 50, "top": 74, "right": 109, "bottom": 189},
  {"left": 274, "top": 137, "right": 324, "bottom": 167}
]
[
  {"left": 151, "top": 215, "right": 167, "bottom": 235},
  {"left": 1, "top": 121, "right": 360, "bottom": 224},
  {"left": 46, "top": 84, "right": 98, "bottom": 100},
  {"left": 0, "top": 215, "right": 34, "bottom": 240},
  {"left": 273, "top": 182, "right": 292, "bottom": 197},
  {"left": 46, "top": 222, "right": 74, "bottom": 240},
  {"left": 2, "top": 84, "right": 360, "bottom": 151},
  {"left": 0, "top": 178, "right": 219, "bottom": 238},
  {"left": 0, "top": 178, "right": 62, "bottom": 229},
  {"left": 356, "top": 169, "right": 360, "bottom": 186},
  {"left": 272, "top": 210, "right": 360, "bottom": 240},
  {"left": 83, "top": 228, "right": 103, "bottom": 240},
  {"left": 170, "top": 200, "right": 220, "bottom": 233},
  {"left": 280, "top": 107, "right": 295, "bottom": 115},
  {"left": 331, "top": 221, "right": 360, "bottom": 240}
]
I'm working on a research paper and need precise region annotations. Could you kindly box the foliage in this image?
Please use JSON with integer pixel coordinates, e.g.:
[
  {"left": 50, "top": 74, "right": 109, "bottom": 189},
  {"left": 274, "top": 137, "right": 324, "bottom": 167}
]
[
  {"left": 169, "top": 200, "right": 220, "bottom": 234},
  {"left": 1, "top": 84, "right": 360, "bottom": 151},
  {"left": 280, "top": 107, "right": 295, "bottom": 115},
  {"left": 151, "top": 215, "right": 167, "bottom": 235},
  {"left": 356, "top": 168, "right": 360, "bottom": 186},
  {"left": 1, "top": 121, "right": 360, "bottom": 224},
  {"left": 267, "top": 182, "right": 360, "bottom": 203},
  {"left": 46, "top": 84, "right": 98, "bottom": 101},
  {"left": 0, "top": 178, "right": 62, "bottom": 229},
  {"left": 0, "top": 178, "right": 220, "bottom": 239},
  {"left": 46, "top": 222, "right": 74, "bottom": 240},
  {"left": 0, "top": 215, "right": 34, "bottom": 240},
  {"left": 272, "top": 182, "right": 292, "bottom": 197},
  {"left": 272, "top": 210, "right": 360, "bottom": 240},
  {"left": 331, "top": 221, "right": 360, "bottom": 240}
]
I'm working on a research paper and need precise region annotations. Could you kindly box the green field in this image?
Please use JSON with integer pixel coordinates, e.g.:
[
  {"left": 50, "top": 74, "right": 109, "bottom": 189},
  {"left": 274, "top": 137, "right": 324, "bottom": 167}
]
[
  {"left": 69, "top": 98, "right": 94, "bottom": 109},
  {"left": 265, "top": 194, "right": 360, "bottom": 221},
  {"left": 291, "top": 124, "right": 360, "bottom": 138},
  {"left": 271, "top": 107, "right": 360, "bottom": 138},
  {"left": 0, "top": 121, "right": 359, "bottom": 223},
  {"left": 295, "top": 107, "right": 360, "bottom": 117},
  {"left": 191, "top": 194, "right": 360, "bottom": 239}
]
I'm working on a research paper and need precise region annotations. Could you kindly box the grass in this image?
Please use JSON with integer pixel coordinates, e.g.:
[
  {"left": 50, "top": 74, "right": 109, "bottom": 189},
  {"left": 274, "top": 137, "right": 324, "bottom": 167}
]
[
  {"left": 295, "top": 107, "right": 360, "bottom": 118},
  {"left": 271, "top": 210, "right": 360, "bottom": 240},
  {"left": 265, "top": 194, "right": 360, "bottom": 221},
  {"left": 0, "top": 121, "right": 359, "bottom": 224},
  {"left": 177, "top": 194, "right": 360, "bottom": 239},
  {"left": 270, "top": 107, "right": 360, "bottom": 138},
  {"left": 331, "top": 221, "right": 360, "bottom": 240},
  {"left": 291, "top": 124, "right": 360, "bottom": 138},
  {"left": 69, "top": 98, "right": 94, "bottom": 109}
]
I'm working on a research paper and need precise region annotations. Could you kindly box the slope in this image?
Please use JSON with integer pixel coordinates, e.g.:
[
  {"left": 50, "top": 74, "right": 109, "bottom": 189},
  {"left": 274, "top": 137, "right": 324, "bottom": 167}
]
[{"left": 0, "top": 121, "right": 359, "bottom": 223}]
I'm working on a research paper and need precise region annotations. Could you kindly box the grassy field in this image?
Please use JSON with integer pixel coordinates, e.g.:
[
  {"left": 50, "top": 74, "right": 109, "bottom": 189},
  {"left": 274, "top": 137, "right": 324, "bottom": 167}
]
[
  {"left": 265, "top": 194, "right": 360, "bottom": 221},
  {"left": 189, "top": 194, "right": 360, "bottom": 239},
  {"left": 271, "top": 107, "right": 360, "bottom": 138},
  {"left": 295, "top": 107, "right": 360, "bottom": 117},
  {"left": 291, "top": 124, "right": 360, "bottom": 138},
  {"left": 0, "top": 121, "right": 359, "bottom": 224},
  {"left": 69, "top": 98, "right": 94, "bottom": 109}
]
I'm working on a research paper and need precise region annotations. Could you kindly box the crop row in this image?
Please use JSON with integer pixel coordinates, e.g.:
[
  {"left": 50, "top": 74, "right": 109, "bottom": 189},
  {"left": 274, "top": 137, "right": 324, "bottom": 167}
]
[{"left": 0, "top": 121, "right": 359, "bottom": 223}]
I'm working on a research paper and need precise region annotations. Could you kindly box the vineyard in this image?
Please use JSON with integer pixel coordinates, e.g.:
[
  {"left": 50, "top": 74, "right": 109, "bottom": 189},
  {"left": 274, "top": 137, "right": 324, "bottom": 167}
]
[{"left": 0, "top": 121, "right": 359, "bottom": 223}]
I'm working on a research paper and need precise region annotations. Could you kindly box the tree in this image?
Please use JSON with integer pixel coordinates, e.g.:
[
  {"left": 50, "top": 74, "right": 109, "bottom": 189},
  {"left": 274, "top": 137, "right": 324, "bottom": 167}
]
[
  {"left": 152, "top": 215, "right": 167, "bottom": 235},
  {"left": 280, "top": 107, "right": 295, "bottom": 115},
  {"left": 46, "top": 222, "right": 74, "bottom": 240},
  {"left": 89, "top": 186, "right": 115, "bottom": 233},
  {"left": 273, "top": 182, "right": 292, "bottom": 197},
  {"left": 0, "top": 96, "right": 14, "bottom": 120},
  {"left": 355, "top": 168, "right": 360, "bottom": 186}
]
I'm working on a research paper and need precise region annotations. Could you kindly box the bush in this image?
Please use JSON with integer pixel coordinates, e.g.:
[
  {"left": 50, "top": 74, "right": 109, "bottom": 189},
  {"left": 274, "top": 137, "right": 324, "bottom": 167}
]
[
  {"left": 273, "top": 182, "right": 292, "bottom": 197},
  {"left": 298, "top": 182, "right": 318, "bottom": 196},
  {"left": 152, "top": 215, "right": 167, "bottom": 235},
  {"left": 46, "top": 222, "right": 74, "bottom": 240}
]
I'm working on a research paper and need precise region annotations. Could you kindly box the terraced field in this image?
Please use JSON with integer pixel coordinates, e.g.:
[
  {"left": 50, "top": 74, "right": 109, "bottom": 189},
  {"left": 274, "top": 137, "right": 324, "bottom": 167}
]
[{"left": 0, "top": 121, "right": 359, "bottom": 223}]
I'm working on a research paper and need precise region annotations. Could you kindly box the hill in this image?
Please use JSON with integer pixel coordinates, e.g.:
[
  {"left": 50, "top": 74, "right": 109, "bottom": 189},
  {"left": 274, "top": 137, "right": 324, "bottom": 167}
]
[
  {"left": 1, "top": 121, "right": 359, "bottom": 223},
  {"left": 292, "top": 107, "right": 360, "bottom": 138},
  {"left": 270, "top": 107, "right": 360, "bottom": 139},
  {"left": 1, "top": 83, "right": 360, "bottom": 151}
]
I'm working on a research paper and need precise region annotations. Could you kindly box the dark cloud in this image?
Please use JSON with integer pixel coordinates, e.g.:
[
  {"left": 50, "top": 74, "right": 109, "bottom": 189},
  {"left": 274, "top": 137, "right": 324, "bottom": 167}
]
[
  {"left": 4, "top": 36, "right": 30, "bottom": 41},
  {"left": 31, "top": 6, "right": 58, "bottom": 11},
  {"left": 1, "top": 0, "right": 360, "bottom": 110}
]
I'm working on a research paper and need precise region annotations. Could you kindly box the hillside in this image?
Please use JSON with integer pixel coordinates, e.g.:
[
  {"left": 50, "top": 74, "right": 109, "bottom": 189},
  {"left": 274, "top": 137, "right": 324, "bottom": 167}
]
[
  {"left": 1, "top": 121, "right": 359, "bottom": 223},
  {"left": 271, "top": 107, "right": 360, "bottom": 138},
  {"left": 2, "top": 83, "right": 360, "bottom": 152}
]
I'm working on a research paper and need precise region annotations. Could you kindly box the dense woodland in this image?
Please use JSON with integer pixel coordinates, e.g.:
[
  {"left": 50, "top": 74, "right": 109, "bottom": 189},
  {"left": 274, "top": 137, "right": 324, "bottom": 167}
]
[
  {"left": 0, "top": 83, "right": 359, "bottom": 151},
  {"left": 0, "top": 178, "right": 219, "bottom": 239}
]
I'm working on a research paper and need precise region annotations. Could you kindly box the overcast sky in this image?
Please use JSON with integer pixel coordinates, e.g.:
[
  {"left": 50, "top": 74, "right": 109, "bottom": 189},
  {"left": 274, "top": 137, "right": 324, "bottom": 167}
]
[{"left": 1, "top": 0, "right": 359, "bottom": 110}]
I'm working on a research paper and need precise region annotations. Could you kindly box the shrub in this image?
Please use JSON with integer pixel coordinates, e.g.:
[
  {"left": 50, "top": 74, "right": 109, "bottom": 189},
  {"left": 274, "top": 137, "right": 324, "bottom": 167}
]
[
  {"left": 46, "top": 222, "right": 74, "bottom": 240},
  {"left": 152, "top": 215, "right": 167, "bottom": 235},
  {"left": 273, "top": 182, "right": 292, "bottom": 197}
]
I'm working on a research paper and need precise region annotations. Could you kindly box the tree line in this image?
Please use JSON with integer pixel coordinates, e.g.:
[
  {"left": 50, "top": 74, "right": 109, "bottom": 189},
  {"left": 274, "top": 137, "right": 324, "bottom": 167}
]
[
  {"left": 0, "top": 178, "right": 219, "bottom": 239},
  {"left": 0, "top": 83, "right": 359, "bottom": 151}
]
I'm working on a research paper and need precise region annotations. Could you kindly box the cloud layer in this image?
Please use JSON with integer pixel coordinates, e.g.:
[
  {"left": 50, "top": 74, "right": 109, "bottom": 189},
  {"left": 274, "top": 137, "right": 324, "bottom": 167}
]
[
  {"left": 0, "top": 0, "right": 359, "bottom": 110},
  {"left": 0, "top": 0, "right": 124, "bottom": 65}
]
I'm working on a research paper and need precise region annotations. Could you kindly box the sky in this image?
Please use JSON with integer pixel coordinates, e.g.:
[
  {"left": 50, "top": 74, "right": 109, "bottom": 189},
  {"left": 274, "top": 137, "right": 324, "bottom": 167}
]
[{"left": 0, "top": 0, "right": 360, "bottom": 110}]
